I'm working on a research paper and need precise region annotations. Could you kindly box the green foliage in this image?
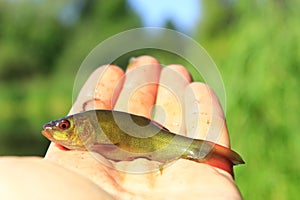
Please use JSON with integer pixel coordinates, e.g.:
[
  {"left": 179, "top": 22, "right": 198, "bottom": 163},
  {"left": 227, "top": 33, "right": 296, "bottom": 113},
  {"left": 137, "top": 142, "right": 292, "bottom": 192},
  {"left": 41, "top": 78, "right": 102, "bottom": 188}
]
[
  {"left": 0, "top": 1, "right": 68, "bottom": 81},
  {"left": 196, "top": 0, "right": 300, "bottom": 199}
]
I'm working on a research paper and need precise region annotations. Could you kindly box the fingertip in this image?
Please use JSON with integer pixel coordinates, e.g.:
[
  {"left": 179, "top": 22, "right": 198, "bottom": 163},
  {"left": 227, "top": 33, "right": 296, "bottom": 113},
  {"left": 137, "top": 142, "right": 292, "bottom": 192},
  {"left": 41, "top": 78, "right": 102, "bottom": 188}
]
[
  {"left": 71, "top": 65, "right": 125, "bottom": 114},
  {"left": 185, "top": 82, "right": 230, "bottom": 147},
  {"left": 92, "top": 64, "right": 125, "bottom": 108},
  {"left": 166, "top": 64, "right": 192, "bottom": 83},
  {"left": 127, "top": 55, "right": 160, "bottom": 71},
  {"left": 188, "top": 82, "right": 225, "bottom": 118},
  {"left": 114, "top": 56, "right": 161, "bottom": 118},
  {"left": 154, "top": 65, "right": 192, "bottom": 134}
]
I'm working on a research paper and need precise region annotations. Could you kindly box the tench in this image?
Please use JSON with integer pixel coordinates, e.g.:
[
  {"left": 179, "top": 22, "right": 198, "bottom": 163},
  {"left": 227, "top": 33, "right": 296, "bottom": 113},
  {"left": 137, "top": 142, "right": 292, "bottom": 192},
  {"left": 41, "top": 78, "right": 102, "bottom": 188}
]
[{"left": 42, "top": 109, "right": 244, "bottom": 166}]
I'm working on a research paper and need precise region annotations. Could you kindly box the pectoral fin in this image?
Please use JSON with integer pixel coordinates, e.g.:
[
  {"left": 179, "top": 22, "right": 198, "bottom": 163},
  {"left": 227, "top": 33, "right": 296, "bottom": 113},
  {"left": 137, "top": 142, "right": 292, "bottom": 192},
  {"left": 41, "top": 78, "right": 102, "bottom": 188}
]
[{"left": 90, "top": 143, "right": 138, "bottom": 161}]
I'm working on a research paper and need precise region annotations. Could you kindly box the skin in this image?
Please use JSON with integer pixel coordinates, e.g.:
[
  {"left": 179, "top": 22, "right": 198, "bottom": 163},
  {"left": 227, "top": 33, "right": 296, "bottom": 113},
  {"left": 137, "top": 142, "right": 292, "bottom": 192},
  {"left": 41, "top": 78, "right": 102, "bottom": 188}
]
[{"left": 0, "top": 55, "right": 243, "bottom": 199}]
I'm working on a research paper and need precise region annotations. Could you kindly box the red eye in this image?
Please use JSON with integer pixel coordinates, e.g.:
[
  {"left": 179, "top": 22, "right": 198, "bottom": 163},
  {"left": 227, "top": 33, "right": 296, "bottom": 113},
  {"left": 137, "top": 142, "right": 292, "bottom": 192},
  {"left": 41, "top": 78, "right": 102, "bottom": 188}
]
[{"left": 58, "top": 120, "right": 70, "bottom": 130}]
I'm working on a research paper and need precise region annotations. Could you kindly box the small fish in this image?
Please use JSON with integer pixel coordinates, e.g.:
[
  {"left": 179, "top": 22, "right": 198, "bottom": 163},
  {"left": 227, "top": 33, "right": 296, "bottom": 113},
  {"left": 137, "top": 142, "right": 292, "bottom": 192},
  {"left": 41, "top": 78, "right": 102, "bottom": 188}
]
[{"left": 42, "top": 109, "right": 244, "bottom": 166}]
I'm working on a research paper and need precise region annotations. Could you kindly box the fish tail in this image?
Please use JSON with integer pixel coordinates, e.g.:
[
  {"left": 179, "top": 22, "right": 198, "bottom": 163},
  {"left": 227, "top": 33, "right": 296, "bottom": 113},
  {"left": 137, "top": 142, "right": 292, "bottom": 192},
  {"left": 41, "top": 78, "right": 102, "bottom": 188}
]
[
  {"left": 187, "top": 140, "right": 245, "bottom": 166},
  {"left": 212, "top": 143, "right": 245, "bottom": 165},
  {"left": 182, "top": 140, "right": 245, "bottom": 176}
]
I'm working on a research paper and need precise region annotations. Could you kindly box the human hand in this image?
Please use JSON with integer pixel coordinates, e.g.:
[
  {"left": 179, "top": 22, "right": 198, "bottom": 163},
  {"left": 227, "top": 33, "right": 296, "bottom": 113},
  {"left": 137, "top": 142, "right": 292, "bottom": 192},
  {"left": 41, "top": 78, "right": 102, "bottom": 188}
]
[{"left": 43, "top": 55, "right": 242, "bottom": 199}]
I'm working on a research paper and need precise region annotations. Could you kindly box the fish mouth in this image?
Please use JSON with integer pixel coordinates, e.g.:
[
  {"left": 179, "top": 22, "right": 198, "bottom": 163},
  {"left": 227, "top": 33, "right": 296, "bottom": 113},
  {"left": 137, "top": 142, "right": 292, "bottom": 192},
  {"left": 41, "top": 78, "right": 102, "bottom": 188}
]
[
  {"left": 42, "top": 128, "right": 54, "bottom": 140},
  {"left": 41, "top": 128, "right": 70, "bottom": 150}
]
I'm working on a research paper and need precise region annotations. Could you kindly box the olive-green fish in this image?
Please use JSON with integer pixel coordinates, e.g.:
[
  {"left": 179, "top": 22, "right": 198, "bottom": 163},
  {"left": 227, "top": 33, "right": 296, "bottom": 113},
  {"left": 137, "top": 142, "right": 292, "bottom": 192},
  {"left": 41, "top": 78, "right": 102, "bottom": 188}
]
[{"left": 42, "top": 109, "right": 244, "bottom": 166}]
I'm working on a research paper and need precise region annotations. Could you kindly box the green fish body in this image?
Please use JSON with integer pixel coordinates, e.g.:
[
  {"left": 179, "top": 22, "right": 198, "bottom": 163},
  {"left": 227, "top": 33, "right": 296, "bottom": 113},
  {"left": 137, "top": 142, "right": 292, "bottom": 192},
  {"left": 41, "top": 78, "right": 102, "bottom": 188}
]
[{"left": 42, "top": 110, "right": 244, "bottom": 166}]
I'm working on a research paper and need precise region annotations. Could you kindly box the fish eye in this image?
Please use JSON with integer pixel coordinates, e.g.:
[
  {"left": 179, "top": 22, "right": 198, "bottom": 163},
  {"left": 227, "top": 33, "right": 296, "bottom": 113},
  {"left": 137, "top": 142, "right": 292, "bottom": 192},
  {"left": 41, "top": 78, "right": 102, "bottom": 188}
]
[{"left": 58, "top": 119, "right": 70, "bottom": 130}]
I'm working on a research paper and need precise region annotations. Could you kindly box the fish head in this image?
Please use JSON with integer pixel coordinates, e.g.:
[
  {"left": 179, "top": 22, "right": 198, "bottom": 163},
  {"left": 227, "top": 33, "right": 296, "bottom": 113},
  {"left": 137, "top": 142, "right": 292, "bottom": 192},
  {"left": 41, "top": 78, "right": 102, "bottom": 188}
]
[{"left": 42, "top": 115, "right": 86, "bottom": 150}]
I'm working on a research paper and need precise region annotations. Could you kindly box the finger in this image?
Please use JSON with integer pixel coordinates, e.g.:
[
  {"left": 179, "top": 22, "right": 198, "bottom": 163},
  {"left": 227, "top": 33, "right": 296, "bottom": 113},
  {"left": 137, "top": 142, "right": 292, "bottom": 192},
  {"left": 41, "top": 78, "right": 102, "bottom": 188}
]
[
  {"left": 184, "top": 82, "right": 232, "bottom": 176},
  {"left": 70, "top": 65, "right": 125, "bottom": 114},
  {"left": 114, "top": 55, "right": 161, "bottom": 118},
  {"left": 153, "top": 65, "right": 192, "bottom": 134},
  {"left": 184, "top": 82, "right": 229, "bottom": 147},
  {"left": 0, "top": 157, "right": 114, "bottom": 200}
]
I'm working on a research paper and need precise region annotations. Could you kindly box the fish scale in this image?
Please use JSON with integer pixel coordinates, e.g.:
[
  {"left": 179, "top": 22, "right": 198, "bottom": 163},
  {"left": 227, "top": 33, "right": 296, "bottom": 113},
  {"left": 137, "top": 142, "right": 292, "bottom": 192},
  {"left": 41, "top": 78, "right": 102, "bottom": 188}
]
[{"left": 42, "top": 109, "right": 245, "bottom": 166}]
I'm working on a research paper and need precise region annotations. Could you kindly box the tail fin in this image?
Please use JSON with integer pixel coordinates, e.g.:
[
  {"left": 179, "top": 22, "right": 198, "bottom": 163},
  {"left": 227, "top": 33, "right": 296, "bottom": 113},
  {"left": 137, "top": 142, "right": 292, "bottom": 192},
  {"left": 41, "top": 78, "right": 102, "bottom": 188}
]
[
  {"left": 185, "top": 140, "right": 244, "bottom": 176},
  {"left": 212, "top": 143, "right": 245, "bottom": 165}
]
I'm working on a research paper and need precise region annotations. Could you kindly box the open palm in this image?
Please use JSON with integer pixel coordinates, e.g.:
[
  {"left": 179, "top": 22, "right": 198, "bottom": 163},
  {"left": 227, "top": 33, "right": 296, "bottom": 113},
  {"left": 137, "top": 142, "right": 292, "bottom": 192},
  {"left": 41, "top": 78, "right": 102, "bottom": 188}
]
[{"left": 0, "top": 56, "right": 242, "bottom": 200}]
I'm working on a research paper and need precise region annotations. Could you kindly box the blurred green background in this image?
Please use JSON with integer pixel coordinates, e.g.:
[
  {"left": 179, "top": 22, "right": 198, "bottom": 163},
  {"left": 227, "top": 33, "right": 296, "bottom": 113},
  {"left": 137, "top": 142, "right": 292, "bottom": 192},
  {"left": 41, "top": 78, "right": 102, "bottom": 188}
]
[{"left": 0, "top": 0, "right": 299, "bottom": 199}]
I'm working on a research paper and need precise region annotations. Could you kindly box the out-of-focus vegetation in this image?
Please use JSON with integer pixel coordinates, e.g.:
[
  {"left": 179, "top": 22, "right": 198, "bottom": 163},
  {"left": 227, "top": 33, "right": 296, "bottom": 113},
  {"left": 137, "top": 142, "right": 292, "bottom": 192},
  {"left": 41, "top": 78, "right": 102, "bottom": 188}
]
[
  {"left": 0, "top": 0, "right": 299, "bottom": 199},
  {"left": 0, "top": 0, "right": 141, "bottom": 155},
  {"left": 197, "top": 1, "right": 300, "bottom": 199}
]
